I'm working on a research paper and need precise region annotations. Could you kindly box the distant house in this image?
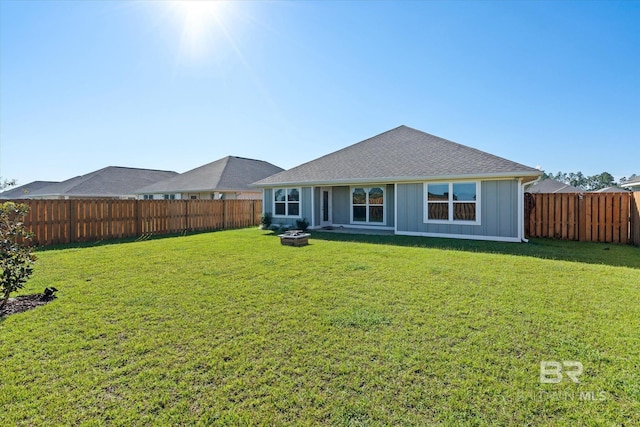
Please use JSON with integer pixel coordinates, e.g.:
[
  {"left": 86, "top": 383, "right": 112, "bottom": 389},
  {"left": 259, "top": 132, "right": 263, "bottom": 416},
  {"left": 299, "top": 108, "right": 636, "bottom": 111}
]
[
  {"left": 621, "top": 176, "right": 640, "bottom": 192},
  {"left": 22, "top": 167, "right": 178, "bottom": 199},
  {"left": 592, "top": 186, "right": 629, "bottom": 193},
  {"left": 253, "top": 126, "right": 542, "bottom": 242},
  {"left": 0, "top": 181, "right": 59, "bottom": 199},
  {"left": 525, "top": 178, "right": 582, "bottom": 194},
  {"left": 134, "top": 156, "right": 283, "bottom": 200}
]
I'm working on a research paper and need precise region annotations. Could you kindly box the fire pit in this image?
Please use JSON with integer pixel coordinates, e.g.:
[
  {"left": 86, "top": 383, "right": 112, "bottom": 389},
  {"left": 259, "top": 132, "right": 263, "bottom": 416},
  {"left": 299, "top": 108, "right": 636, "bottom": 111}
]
[{"left": 278, "top": 230, "right": 310, "bottom": 247}]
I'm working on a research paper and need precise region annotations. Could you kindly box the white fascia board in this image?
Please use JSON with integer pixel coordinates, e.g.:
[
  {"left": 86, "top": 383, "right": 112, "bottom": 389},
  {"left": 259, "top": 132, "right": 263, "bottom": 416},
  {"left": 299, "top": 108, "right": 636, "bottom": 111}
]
[
  {"left": 254, "top": 171, "right": 542, "bottom": 188},
  {"left": 621, "top": 183, "right": 640, "bottom": 189}
]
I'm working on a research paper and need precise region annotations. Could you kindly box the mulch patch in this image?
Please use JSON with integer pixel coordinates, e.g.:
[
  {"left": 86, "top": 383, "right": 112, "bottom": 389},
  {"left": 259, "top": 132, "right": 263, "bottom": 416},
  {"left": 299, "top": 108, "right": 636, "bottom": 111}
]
[{"left": 0, "top": 294, "right": 55, "bottom": 318}]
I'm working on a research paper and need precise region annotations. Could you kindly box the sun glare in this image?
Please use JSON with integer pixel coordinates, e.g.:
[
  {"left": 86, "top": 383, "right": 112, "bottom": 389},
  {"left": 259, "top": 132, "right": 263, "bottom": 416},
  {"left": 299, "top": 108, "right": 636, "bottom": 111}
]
[{"left": 167, "top": 0, "right": 228, "bottom": 59}]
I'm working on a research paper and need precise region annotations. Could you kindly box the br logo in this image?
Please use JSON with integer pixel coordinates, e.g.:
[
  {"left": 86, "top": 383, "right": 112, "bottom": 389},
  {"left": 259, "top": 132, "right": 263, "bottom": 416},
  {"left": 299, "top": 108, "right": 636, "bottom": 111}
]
[{"left": 540, "top": 361, "right": 583, "bottom": 384}]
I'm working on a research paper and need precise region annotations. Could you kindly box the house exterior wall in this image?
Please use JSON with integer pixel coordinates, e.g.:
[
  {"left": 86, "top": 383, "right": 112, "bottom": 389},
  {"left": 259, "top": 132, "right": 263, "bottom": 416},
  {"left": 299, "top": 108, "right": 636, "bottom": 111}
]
[
  {"left": 263, "top": 187, "right": 312, "bottom": 227},
  {"left": 301, "top": 187, "right": 313, "bottom": 223},
  {"left": 263, "top": 188, "right": 272, "bottom": 211},
  {"left": 385, "top": 184, "right": 395, "bottom": 228},
  {"left": 261, "top": 180, "right": 521, "bottom": 241},
  {"left": 324, "top": 184, "right": 394, "bottom": 228},
  {"left": 332, "top": 186, "right": 351, "bottom": 225},
  {"left": 395, "top": 179, "right": 519, "bottom": 240},
  {"left": 313, "top": 187, "right": 321, "bottom": 227}
]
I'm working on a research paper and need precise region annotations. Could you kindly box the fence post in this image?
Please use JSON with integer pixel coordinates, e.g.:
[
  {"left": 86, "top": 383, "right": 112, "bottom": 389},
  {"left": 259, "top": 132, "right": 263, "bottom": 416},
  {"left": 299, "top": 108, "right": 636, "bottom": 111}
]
[
  {"left": 68, "top": 199, "right": 76, "bottom": 243},
  {"left": 252, "top": 200, "right": 256, "bottom": 226},
  {"left": 135, "top": 200, "right": 141, "bottom": 237},
  {"left": 184, "top": 200, "right": 189, "bottom": 232},
  {"left": 578, "top": 193, "right": 586, "bottom": 241},
  {"left": 222, "top": 200, "right": 227, "bottom": 229}
]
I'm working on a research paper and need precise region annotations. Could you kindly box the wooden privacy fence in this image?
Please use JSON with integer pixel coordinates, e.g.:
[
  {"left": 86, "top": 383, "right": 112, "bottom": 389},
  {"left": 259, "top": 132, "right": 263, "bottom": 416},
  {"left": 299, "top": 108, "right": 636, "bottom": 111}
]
[
  {"left": 632, "top": 192, "right": 640, "bottom": 246},
  {"left": 11, "top": 199, "right": 262, "bottom": 246},
  {"left": 525, "top": 192, "right": 639, "bottom": 245}
]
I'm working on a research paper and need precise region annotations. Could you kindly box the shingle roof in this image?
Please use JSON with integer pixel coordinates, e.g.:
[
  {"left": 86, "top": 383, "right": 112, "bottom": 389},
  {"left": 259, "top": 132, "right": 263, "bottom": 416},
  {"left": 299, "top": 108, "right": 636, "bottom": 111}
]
[
  {"left": 526, "top": 179, "right": 582, "bottom": 194},
  {"left": 621, "top": 175, "right": 640, "bottom": 188},
  {"left": 253, "top": 126, "right": 541, "bottom": 186},
  {"left": 25, "top": 167, "right": 178, "bottom": 198},
  {"left": 0, "top": 181, "right": 59, "bottom": 199},
  {"left": 592, "top": 186, "right": 629, "bottom": 193},
  {"left": 134, "top": 156, "right": 284, "bottom": 194}
]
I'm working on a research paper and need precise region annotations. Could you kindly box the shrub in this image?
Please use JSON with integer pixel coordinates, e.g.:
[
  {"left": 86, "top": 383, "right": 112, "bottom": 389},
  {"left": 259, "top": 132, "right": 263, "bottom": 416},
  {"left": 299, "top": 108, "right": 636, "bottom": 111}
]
[
  {"left": 260, "top": 212, "right": 273, "bottom": 229},
  {"left": 295, "top": 218, "right": 310, "bottom": 232},
  {"left": 0, "top": 202, "right": 37, "bottom": 309}
]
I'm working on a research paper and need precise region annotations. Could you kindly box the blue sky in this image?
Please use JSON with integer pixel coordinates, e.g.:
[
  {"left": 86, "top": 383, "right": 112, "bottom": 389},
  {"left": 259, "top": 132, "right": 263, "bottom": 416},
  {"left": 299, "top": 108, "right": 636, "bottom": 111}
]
[{"left": 1, "top": 0, "right": 638, "bottom": 186}]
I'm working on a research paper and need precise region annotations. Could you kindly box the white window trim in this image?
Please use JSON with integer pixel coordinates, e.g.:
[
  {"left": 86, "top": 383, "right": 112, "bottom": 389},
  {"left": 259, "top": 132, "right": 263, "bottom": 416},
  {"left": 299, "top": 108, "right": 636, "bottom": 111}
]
[
  {"left": 272, "top": 187, "right": 302, "bottom": 218},
  {"left": 350, "top": 186, "right": 386, "bottom": 225},
  {"left": 424, "top": 181, "right": 481, "bottom": 225}
]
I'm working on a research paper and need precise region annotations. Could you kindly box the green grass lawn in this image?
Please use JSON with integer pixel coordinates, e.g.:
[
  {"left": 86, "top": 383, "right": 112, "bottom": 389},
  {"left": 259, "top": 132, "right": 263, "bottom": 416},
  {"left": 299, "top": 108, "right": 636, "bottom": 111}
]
[{"left": 1, "top": 228, "right": 639, "bottom": 425}]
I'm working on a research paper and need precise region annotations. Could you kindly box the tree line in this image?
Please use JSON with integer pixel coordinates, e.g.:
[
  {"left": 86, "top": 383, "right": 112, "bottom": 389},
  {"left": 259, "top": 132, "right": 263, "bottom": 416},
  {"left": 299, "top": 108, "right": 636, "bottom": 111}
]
[{"left": 541, "top": 171, "right": 637, "bottom": 192}]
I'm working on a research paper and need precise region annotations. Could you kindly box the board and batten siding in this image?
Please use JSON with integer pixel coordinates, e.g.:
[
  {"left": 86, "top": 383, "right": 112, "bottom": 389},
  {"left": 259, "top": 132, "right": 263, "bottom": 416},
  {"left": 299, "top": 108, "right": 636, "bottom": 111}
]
[
  {"left": 262, "top": 187, "right": 313, "bottom": 225},
  {"left": 328, "top": 184, "right": 394, "bottom": 228},
  {"left": 331, "top": 186, "right": 351, "bottom": 225},
  {"left": 396, "top": 180, "right": 519, "bottom": 240},
  {"left": 313, "top": 187, "right": 321, "bottom": 227}
]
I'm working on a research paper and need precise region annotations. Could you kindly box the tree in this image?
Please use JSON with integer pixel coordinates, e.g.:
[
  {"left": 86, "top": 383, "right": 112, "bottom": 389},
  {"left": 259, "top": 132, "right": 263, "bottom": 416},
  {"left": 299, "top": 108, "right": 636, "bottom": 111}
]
[
  {"left": 543, "top": 171, "right": 619, "bottom": 191},
  {"left": 0, "top": 202, "right": 37, "bottom": 309},
  {"left": 0, "top": 177, "right": 16, "bottom": 191},
  {"left": 585, "top": 172, "right": 616, "bottom": 191}
]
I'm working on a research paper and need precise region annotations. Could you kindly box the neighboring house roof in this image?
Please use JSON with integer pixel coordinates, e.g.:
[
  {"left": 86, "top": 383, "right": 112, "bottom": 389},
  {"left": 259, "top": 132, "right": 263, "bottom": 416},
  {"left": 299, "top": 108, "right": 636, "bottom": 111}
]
[
  {"left": 0, "top": 181, "right": 59, "bottom": 199},
  {"left": 526, "top": 178, "right": 582, "bottom": 194},
  {"left": 621, "top": 175, "right": 640, "bottom": 189},
  {"left": 592, "top": 186, "right": 629, "bottom": 193},
  {"left": 135, "top": 156, "right": 284, "bottom": 194},
  {"left": 253, "top": 125, "right": 541, "bottom": 187},
  {"left": 25, "top": 167, "right": 178, "bottom": 198}
]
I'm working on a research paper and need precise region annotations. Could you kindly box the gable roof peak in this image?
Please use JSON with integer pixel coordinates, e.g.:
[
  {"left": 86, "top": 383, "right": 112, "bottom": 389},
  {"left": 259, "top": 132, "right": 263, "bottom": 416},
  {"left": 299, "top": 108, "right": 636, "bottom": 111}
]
[{"left": 254, "top": 126, "right": 542, "bottom": 186}]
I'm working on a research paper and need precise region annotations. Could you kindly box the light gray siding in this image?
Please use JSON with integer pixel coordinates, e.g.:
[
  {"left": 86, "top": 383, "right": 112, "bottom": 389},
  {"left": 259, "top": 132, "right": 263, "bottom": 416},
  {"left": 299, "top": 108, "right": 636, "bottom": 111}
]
[
  {"left": 263, "top": 186, "right": 312, "bottom": 227},
  {"left": 301, "top": 187, "right": 313, "bottom": 223},
  {"left": 329, "top": 184, "right": 394, "bottom": 228},
  {"left": 396, "top": 180, "right": 519, "bottom": 239},
  {"left": 313, "top": 187, "right": 321, "bottom": 227},
  {"left": 332, "top": 186, "right": 351, "bottom": 225},
  {"left": 385, "top": 184, "right": 395, "bottom": 228},
  {"left": 263, "top": 188, "right": 272, "bottom": 213}
]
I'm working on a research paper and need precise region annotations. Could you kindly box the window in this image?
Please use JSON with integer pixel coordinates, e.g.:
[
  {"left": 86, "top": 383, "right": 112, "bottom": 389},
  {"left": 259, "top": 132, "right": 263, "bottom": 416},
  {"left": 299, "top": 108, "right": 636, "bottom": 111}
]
[
  {"left": 273, "top": 188, "right": 301, "bottom": 217},
  {"left": 351, "top": 187, "right": 385, "bottom": 224},
  {"left": 163, "top": 194, "right": 176, "bottom": 200},
  {"left": 143, "top": 194, "right": 154, "bottom": 200},
  {"left": 425, "top": 182, "right": 479, "bottom": 223}
]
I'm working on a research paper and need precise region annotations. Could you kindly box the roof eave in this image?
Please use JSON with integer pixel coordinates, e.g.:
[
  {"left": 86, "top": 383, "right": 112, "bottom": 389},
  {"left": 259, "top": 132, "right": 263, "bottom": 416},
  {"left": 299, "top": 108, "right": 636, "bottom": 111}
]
[
  {"left": 253, "top": 171, "right": 543, "bottom": 188},
  {"left": 621, "top": 183, "right": 640, "bottom": 188},
  {"left": 134, "top": 187, "right": 258, "bottom": 194}
]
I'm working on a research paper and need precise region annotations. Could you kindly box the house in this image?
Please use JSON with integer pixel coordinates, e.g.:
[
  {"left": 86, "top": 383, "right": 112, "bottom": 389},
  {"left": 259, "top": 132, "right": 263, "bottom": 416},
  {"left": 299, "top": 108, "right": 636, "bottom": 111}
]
[
  {"left": 525, "top": 178, "right": 582, "bottom": 194},
  {"left": 592, "top": 186, "right": 629, "bottom": 193},
  {"left": 134, "top": 156, "right": 283, "bottom": 200},
  {"left": 0, "top": 181, "right": 59, "bottom": 199},
  {"left": 22, "top": 167, "right": 178, "bottom": 199},
  {"left": 621, "top": 176, "right": 640, "bottom": 192},
  {"left": 253, "top": 126, "right": 542, "bottom": 242}
]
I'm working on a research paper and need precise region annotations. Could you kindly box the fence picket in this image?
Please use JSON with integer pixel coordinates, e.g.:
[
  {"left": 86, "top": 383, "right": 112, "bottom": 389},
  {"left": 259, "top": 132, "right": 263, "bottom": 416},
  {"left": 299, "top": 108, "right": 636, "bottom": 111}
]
[
  {"left": 5, "top": 199, "right": 262, "bottom": 247},
  {"left": 526, "top": 192, "right": 637, "bottom": 245}
]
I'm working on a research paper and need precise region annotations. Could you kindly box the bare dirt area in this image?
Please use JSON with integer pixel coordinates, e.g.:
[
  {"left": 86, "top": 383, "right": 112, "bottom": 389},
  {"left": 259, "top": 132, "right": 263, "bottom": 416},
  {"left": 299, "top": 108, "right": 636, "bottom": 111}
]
[{"left": 1, "top": 294, "right": 55, "bottom": 318}]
